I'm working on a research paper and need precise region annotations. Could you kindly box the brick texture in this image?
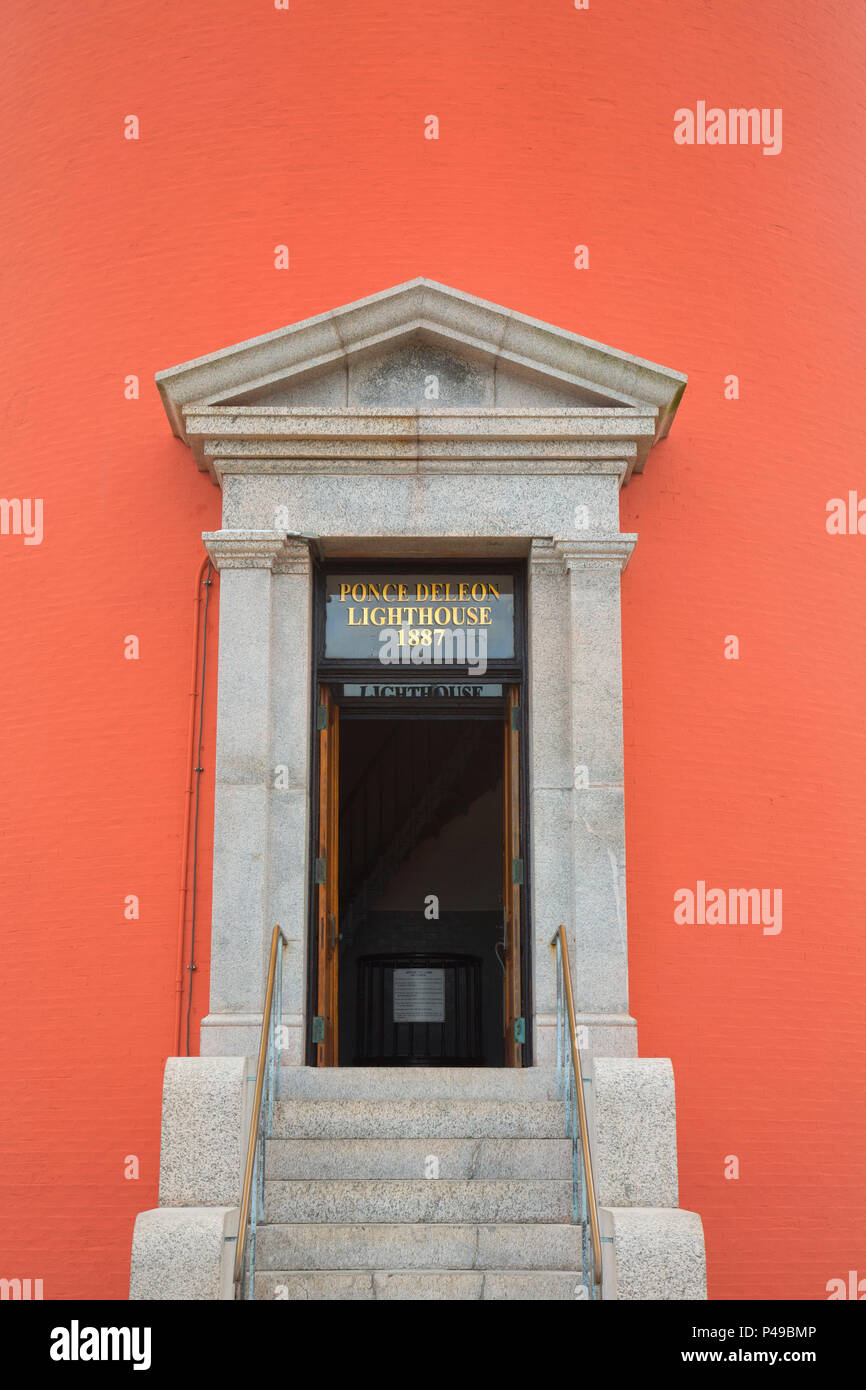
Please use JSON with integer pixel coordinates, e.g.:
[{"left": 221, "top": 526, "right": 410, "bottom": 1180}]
[{"left": 1, "top": 0, "right": 864, "bottom": 1300}]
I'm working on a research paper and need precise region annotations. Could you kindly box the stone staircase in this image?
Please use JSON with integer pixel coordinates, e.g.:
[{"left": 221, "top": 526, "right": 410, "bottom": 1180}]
[{"left": 253, "top": 1066, "right": 584, "bottom": 1300}]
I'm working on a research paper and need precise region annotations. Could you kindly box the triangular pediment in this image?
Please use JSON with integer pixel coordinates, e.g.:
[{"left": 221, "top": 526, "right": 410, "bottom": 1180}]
[
  {"left": 214, "top": 328, "right": 621, "bottom": 412},
  {"left": 156, "top": 278, "right": 686, "bottom": 448}
]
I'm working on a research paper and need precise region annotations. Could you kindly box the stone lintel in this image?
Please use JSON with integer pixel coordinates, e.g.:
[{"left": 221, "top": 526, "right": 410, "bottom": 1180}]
[
  {"left": 186, "top": 405, "right": 658, "bottom": 431},
  {"left": 313, "top": 536, "right": 533, "bottom": 560},
  {"left": 205, "top": 439, "right": 637, "bottom": 462},
  {"left": 183, "top": 409, "right": 655, "bottom": 483},
  {"left": 210, "top": 453, "right": 633, "bottom": 490}
]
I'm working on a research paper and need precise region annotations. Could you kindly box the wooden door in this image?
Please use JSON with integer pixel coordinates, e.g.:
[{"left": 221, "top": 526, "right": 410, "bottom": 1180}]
[
  {"left": 314, "top": 685, "right": 340, "bottom": 1065},
  {"left": 503, "top": 685, "right": 524, "bottom": 1065}
]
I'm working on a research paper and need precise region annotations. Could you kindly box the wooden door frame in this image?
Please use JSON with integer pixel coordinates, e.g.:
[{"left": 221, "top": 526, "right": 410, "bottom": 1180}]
[
  {"left": 502, "top": 684, "right": 524, "bottom": 1066},
  {"left": 313, "top": 685, "right": 340, "bottom": 1065},
  {"left": 305, "top": 559, "right": 532, "bottom": 1067}
]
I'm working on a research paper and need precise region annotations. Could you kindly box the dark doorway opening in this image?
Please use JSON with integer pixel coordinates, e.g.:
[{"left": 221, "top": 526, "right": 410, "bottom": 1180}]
[{"left": 337, "top": 718, "right": 505, "bottom": 1066}]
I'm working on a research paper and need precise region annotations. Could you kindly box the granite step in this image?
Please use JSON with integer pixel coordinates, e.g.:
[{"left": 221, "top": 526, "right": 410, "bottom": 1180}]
[
  {"left": 273, "top": 1066, "right": 560, "bottom": 1101},
  {"left": 255, "top": 1222, "right": 582, "bottom": 1271},
  {"left": 263, "top": 1178, "right": 572, "bottom": 1224},
  {"left": 254, "top": 1269, "right": 586, "bottom": 1300},
  {"left": 272, "top": 1099, "right": 565, "bottom": 1139},
  {"left": 265, "top": 1136, "right": 572, "bottom": 1180}
]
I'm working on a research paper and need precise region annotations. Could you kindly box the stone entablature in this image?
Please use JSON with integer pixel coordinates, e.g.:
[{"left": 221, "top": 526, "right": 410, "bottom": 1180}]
[
  {"left": 181, "top": 407, "right": 654, "bottom": 484},
  {"left": 157, "top": 278, "right": 686, "bottom": 476}
]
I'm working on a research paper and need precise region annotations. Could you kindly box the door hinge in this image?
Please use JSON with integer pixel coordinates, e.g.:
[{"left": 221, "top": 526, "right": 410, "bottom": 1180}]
[
  {"left": 311, "top": 1016, "right": 325, "bottom": 1044},
  {"left": 314, "top": 857, "right": 326, "bottom": 884},
  {"left": 316, "top": 705, "right": 328, "bottom": 730},
  {"left": 510, "top": 705, "right": 520, "bottom": 730},
  {"left": 514, "top": 1017, "right": 526, "bottom": 1044},
  {"left": 512, "top": 858, "right": 524, "bottom": 884}
]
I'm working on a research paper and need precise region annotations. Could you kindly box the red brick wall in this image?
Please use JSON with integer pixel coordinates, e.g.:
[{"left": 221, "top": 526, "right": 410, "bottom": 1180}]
[{"left": 1, "top": 0, "right": 863, "bottom": 1299}]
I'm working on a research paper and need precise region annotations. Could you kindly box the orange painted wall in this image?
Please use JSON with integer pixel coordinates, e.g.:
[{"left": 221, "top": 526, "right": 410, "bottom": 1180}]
[{"left": 1, "top": 1, "right": 864, "bottom": 1300}]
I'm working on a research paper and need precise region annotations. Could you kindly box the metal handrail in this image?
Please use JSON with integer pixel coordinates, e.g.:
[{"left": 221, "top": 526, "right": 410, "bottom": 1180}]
[
  {"left": 549, "top": 924, "right": 603, "bottom": 1295},
  {"left": 234, "top": 923, "right": 287, "bottom": 1297}
]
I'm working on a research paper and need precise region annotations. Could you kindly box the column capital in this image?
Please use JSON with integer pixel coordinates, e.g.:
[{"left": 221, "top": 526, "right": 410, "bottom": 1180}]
[
  {"left": 529, "top": 537, "right": 567, "bottom": 573},
  {"left": 554, "top": 534, "right": 638, "bottom": 572},
  {"left": 272, "top": 537, "right": 312, "bottom": 575},
  {"left": 202, "top": 530, "right": 310, "bottom": 571}
]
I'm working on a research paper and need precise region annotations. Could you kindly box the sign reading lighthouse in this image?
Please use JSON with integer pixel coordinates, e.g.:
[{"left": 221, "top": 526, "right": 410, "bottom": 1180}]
[{"left": 324, "top": 572, "right": 515, "bottom": 661}]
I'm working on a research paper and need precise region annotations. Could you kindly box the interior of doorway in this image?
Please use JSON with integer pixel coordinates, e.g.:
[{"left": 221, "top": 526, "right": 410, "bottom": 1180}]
[{"left": 338, "top": 716, "right": 506, "bottom": 1067}]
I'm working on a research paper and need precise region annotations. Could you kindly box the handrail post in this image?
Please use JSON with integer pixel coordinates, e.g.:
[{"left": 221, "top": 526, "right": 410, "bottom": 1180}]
[
  {"left": 266, "top": 996, "right": 275, "bottom": 1141},
  {"left": 276, "top": 933, "right": 283, "bottom": 1109},
  {"left": 558, "top": 934, "right": 567, "bottom": 1095},
  {"left": 549, "top": 924, "right": 603, "bottom": 1298},
  {"left": 234, "top": 924, "right": 288, "bottom": 1298}
]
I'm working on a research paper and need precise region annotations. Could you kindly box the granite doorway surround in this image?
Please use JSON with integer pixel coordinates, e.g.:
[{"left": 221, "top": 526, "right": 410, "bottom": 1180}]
[
  {"left": 129, "top": 280, "right": 707, "bottom": 1304},
  {"left": 155, "top": 278, "right": 688, "bottom": 1066}
]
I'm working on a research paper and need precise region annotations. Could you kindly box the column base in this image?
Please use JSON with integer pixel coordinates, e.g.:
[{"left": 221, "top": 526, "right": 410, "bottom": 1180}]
[
  {"left": 200, "top": 1013, "right": 305, "bottom": 1064},
  {"left": 533, "top": 1012, "right": 638, "bottom": 1063}
]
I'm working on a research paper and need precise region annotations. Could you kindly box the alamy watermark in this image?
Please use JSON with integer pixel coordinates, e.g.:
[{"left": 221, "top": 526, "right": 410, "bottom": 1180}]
[
  {"left": 378, "top": 623, "right": 488, "bottom": 675},
  {"left": 50, "top": 1321, "right": 151, "bottom": 1370},
  {"left": 674, "top": 103, "right": 782, "bottom": 156},
  {"left": 826, "top": 492, "right": 866, "bottom": 534},
  {"left": 674, "top": 881, "right": 782, "bottom": 935},
  {"left": 0, "top": 1276, "right": 43, "bottom": 1299},
  {"left": 0, "top": 497, "right": 43, "bottom": 545}
]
